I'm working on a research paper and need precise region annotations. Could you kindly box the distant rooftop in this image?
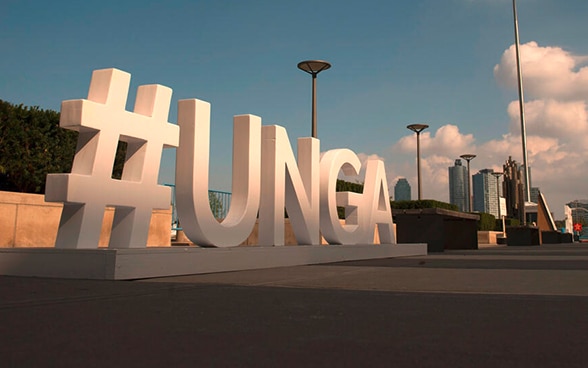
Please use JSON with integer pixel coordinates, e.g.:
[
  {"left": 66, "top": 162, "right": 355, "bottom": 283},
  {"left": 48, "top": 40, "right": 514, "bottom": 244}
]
[{"left": 567, "top": 200, "right": 588, "bottom": 206}]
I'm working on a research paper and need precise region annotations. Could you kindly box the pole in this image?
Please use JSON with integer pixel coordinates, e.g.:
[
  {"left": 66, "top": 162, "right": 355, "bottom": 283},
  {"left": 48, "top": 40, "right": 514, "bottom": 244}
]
[
  {"left": 496, "top": 175, "right": 501, "bottom": 225},
  {"left": 311, "top": 74, "right": 317, "bottom": 138},
  {"left": 496, "top": 175, "right": 504, "bottom": 235},
  {"left": 512, "top": 0, "right": 531, "bottom": 222},
  {"left": 297, "top": 60, "right": 331, "bottom": 139},
  {"left": 467, "top": 160, "right": 472, "bottom": 212},
  {"left": 460, "top": 154, "right": 476, "bottom": 212},
  {"left": 407, "top": 124, "right": 428, "bottom": 201},
  {"left": 416, "top": 131, "right": 422, "bottom": 200}
]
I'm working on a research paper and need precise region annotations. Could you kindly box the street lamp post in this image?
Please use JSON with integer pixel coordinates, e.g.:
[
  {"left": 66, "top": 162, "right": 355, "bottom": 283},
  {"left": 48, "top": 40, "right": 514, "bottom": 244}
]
[
  {"left": 460, "top": 154, "right": 476, "bottom": 212},
  {"left": 407, "top": 124, "right": 429, "bottom": 200},
  {"left": 492, "top": 171, "right": 505, "bottom": 236},
  {"left": 297, "top": 60, "right": 331, "bottom": 138},
  {"left": 512, "top": 0, "right": 531, "bottom": 223}
]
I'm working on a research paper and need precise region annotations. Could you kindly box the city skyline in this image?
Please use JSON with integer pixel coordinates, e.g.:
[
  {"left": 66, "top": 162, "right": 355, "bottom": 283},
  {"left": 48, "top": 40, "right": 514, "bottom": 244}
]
[{"left": 2, "top": 0, "right": 587, "bottom": 219}]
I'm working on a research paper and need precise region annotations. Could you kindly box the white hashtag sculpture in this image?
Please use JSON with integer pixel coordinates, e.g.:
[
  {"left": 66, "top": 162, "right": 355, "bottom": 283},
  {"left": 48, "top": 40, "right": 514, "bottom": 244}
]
[{"left": 45, "top": 68, "right": 179, "bottom": 249}]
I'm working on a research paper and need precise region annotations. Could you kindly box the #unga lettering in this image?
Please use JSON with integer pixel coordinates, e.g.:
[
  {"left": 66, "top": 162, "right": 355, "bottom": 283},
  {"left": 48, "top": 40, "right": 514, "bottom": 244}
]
[{"left": 46, "top": 68, "right": 395, "bottom": 249}]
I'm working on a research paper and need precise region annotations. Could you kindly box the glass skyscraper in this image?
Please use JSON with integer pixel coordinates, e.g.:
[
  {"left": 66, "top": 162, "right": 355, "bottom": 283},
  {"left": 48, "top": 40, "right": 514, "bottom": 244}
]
[
  {"left": 473, "top": 169, "right": 499, "bottom": 217},
  {"left": 394, "top": 178, "right": 411, "bottom": 201},
  {"left": 448, "top": 159, "right": 468, "bottom": 212}
]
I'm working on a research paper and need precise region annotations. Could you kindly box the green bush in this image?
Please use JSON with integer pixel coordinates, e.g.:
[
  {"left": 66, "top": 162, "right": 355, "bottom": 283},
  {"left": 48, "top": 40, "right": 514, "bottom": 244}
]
[
  {"left": 0, "top": 100, "right": 126, "bottom": 194},
  {"left": 494, "top": 217, "right": 518, "bottom": 231},
  {"left": 504, "top": 217, "right": 520, "bottom": 227},
  {"left": 477, "top": 212, "right": 497, "bottom": 231},
  {"left": 390, "top": 199, "right": 458, "bottom": 211},
  {"left": 336, "top": 180, "right": 363, "bottom": 219},
  {"left": 336, "top": 179, "right": 363, "bottom": 193}
]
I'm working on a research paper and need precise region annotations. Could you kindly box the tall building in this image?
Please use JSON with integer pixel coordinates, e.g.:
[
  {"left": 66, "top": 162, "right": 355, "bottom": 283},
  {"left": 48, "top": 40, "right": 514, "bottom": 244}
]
[
  {"left": 503, "top": 156, "right": 524, "bottom": 222},
  {"left": 530, "top": 187, "right": 540, "bottom": 204},
  {"left": 448, "top": 159, "right": 468, "bottom": 212},
  {"left": 567, "top": 199, "right": 588, "bottom": 225},
  {"left": 473, "top": 169, "right": 499, "bottom": 217},
  {"left": 521, "top": 165, "right": 533, "bottom": 202},
  {"left": 394, "top": 178, "right": 411, "bottom": 201}
]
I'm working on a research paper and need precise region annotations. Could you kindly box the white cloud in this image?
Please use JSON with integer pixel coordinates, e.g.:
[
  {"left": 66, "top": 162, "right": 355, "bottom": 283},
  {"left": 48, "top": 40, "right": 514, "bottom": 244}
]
[
  {"left": 393, "top": 124, "right": 475, "bottom": 157},
  {"left": 494, "top": 41, "right": 588, "bottom": 100},
  {"left": 496, "top": 43, "right": 588, "bottom": 190},
  {"left": 507, "top": 99, "right": 588, "bottom": 142},
  {"left": 381, "top": 42, "right": 588, "bottom": 217},
  {"left": 337, "top": 152, "right": 386, "bottom": 184}
]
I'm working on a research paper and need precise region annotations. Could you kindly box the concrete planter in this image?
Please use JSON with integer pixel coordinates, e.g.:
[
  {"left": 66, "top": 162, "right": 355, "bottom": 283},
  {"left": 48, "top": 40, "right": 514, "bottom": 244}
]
[
  {"left": 393, "top": 208, "right": 479, "bottom": 252},
  {"left": 506, "top": 226, "right": 540, "bottom": 246},
  {"left": 541, "top": 231, "right": 573, "bottom": 244},
  {"left": 541, "top": 231, "right": 562, "bottom": 244}
]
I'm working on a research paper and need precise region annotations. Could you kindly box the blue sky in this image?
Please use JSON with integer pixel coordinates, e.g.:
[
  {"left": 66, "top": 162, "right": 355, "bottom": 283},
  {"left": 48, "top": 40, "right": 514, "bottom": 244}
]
[{"left": 2, "top": 0, "right": 587, "bottom": 219}]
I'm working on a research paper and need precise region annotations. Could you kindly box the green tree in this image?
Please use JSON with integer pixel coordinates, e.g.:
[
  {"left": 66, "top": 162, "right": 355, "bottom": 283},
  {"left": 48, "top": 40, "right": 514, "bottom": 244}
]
[
  {"left": 112, "top": 141, "right": 127, "bottom": 180},
  {"left": 209, "top": 191, "right": 224, "bottom": 219},
  {"left": 0, "top": 100, "right": 126, "bottom": 193},
  {"left": 0, "top": 100, "right": 77, "bottom": 193}
]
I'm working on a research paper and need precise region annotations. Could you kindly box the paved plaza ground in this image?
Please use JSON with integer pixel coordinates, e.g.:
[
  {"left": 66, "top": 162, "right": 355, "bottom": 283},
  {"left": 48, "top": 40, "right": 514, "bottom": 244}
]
[{"left": 1, "top": 244, "right": 588, "bottom": 367}]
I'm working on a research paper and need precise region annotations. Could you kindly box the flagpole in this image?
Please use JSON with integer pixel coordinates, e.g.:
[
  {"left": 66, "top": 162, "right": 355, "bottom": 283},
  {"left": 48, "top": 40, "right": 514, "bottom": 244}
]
[{"left": 512, "top": 0, "right": 531, "bottom": 224}]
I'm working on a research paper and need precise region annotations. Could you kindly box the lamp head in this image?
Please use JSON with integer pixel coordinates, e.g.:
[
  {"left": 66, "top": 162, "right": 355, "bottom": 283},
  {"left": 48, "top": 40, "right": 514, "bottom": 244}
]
[
  {"left": 297, "top": 60, "right": 331, "bottom": 75},
  {"left": 407, "top": 124, "right": 429, "bottom": 133}
]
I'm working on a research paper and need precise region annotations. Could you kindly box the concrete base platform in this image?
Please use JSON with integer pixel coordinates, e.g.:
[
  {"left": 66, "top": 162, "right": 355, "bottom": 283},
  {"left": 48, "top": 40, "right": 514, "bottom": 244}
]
[{"left": 0, "top": 243, "right": 426, "bottom": 280}]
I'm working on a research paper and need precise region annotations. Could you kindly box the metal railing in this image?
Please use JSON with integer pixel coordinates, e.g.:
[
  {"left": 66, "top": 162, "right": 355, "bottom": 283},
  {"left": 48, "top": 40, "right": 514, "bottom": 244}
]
[
  {"left": 208, "top": 189, "right": 231, "bottom": 220},
  {"left": 163, "top": 184, "right": 182, "bottom": 231},
  {"left": 164, "top": 184, "right": 231, "bottom": 231}
]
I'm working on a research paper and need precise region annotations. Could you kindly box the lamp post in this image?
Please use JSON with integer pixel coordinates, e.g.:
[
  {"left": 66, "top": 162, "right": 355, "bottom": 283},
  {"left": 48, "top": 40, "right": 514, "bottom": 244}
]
[
  {"left": 460, "top": 154, "right": 476, "bottom": 212},
  {"left": 492, "top": 171, "right": 505, "bottom": 236},
  {"left": 512, "top": 0, "right": 531, "bottom": 223},
  {"left": 407, "top": 124, "right": 429, "bottom": 200},
  {"left": 297, "top": 60, "right": 331, "bottom": 138}
]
